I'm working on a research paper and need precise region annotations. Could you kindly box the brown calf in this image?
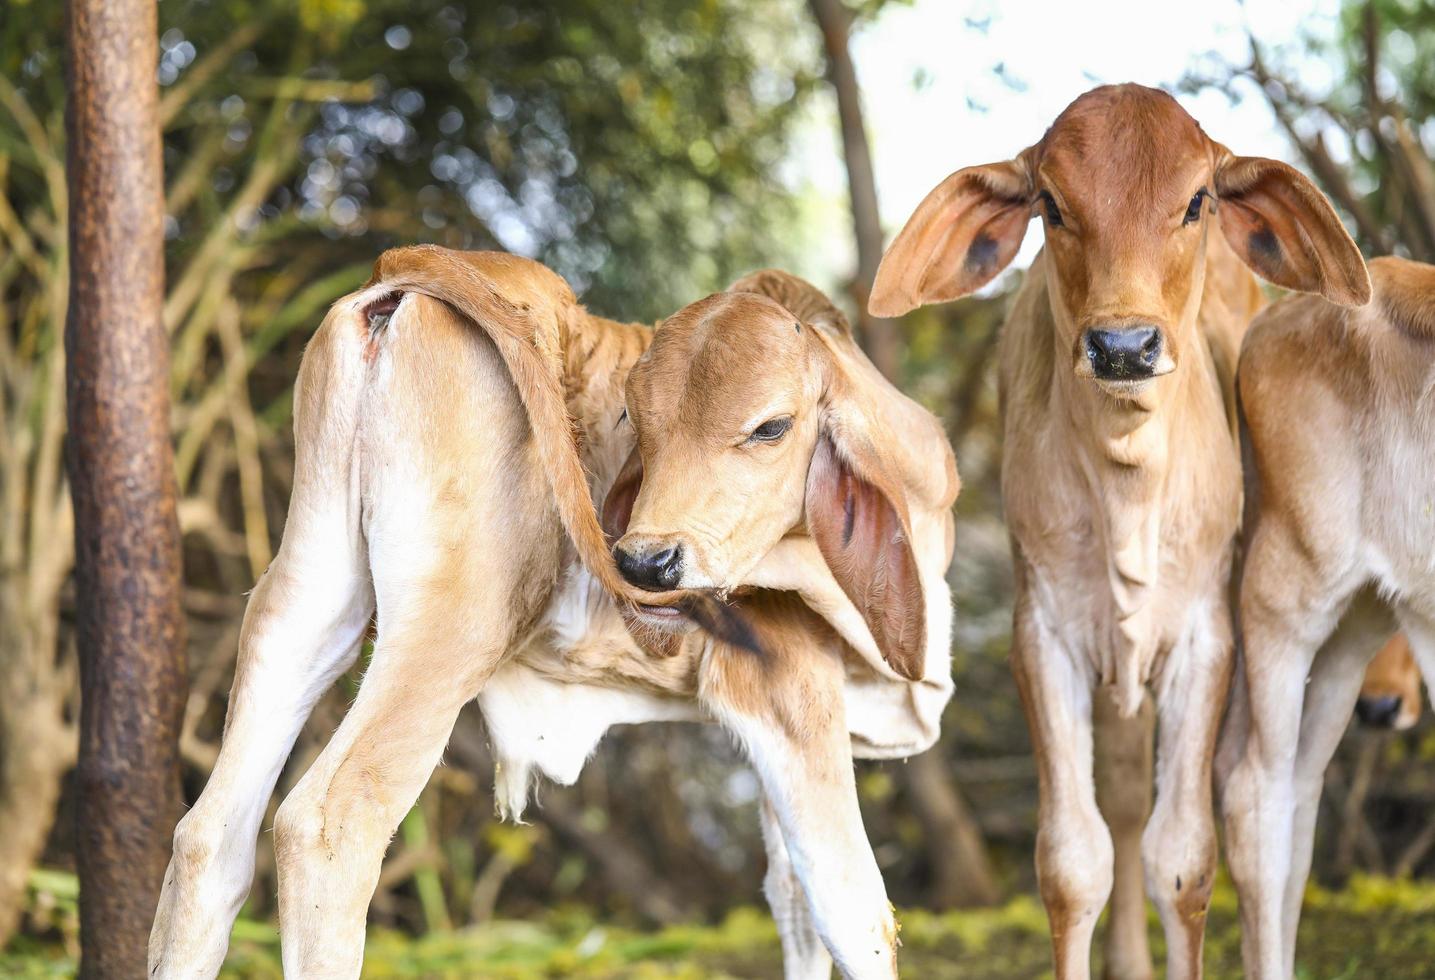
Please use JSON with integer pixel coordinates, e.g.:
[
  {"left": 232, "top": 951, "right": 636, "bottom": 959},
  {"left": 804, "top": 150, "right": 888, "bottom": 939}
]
[
  {"left": 1219, "top": 257, "right": 1434, "bottom": 979},
  {"left": 147, "top": 248, "right": 958, "bottom": 979},
  {"left": 872, "top": 84, "right": 1367, "bottom": 980}
]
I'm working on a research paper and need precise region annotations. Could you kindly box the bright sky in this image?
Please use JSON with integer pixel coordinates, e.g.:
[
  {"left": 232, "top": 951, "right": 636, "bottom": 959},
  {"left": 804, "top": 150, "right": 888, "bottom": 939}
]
[{"left": 791, "top": 0, "right": 1345, "bottom": 285}]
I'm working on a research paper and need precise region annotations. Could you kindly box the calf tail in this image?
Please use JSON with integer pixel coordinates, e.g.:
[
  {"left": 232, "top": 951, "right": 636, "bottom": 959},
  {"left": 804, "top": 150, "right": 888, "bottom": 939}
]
[{"left": 366, "top": 245, "right": 634, "bottom": 606}]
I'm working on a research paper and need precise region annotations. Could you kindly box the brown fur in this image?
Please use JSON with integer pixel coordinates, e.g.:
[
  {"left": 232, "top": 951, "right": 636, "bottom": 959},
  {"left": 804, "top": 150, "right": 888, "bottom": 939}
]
[
  {"left": 873, "top": 84, "right": 1369, "bottom": 980},
  {"left": 612, "top": 270, "right": 955, "bottom": 680},
  {"left": 367, "top": 246, "right": 638, "bottom": 607},
  {"left": 150, "top": 248, "right": 956, "bottom": 979}
]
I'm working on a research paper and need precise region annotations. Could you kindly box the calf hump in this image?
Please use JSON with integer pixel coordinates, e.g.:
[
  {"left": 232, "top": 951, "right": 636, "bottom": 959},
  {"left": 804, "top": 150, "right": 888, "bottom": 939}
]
[
  {"left": 1371, "top": 256, "right": 1435, "bottom": 340},
  {"left": 726, "top": 268, "right": 852, "bottom": 340}
]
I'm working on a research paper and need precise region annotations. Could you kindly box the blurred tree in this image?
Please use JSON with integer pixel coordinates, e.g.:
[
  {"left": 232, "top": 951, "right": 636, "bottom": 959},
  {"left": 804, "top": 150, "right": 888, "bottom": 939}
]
[
  {"left": 1187, "top": 0, "right": 1435, "bottom": 262},
  {"left": 808, "top": 0, "right": 901, "bottom": 379},
  {"left": 805, "top": 0, "right": 1000, "bottom": 907}
]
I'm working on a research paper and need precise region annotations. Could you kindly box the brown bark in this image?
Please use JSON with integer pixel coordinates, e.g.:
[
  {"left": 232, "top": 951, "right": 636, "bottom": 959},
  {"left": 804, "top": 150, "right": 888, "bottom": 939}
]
[
  {"left": 904, "top": 748, "right": 1000, "bottom": 908},
  {"left": 808, "top": 0, "right": 901, "bottom": 380},
  {"left": 64, "top": 0, "right": 186, "bottom": 974}
]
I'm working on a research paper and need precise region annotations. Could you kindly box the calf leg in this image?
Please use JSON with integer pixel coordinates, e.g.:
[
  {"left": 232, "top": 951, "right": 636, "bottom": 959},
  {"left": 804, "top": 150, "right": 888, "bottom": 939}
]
[
  {"left": 274, "top": 501, "right": 554, "bottom": 977},
  {"left": 150, "top": 528, "right": 370, "bottom": 978},
  {"left": 1397, "top": 608, "right": 1435, "bottom": 705},
  {"left": 1277, "top": 594, "right": 1393, "bottom": 978},
  {"left": 1012, "top": 606, "right": 1109, "bottom": 980},
  {"left": 702, "top": 607, "right": 895, "bottom": 980},
  {"left": 1093, "top": 688, "right": 1154, "bottom": 980},
  {"left": 274, "top": 614, "right": 499, "bottom": 978},
  {"left": 1221, "top": 517, "right": 1354, "bottom": 980},
  {"left": 150, "top": 315, "right": 373, "bottom": 980},
  {"left": 274, "top": 293, "right": 561, "bottom": 977},
  {"left": 1142, "top": 608, "right": 1232, "bottom": 980},
  {"left": 761, "top": 795, "right": 834, "bottom": 980}
]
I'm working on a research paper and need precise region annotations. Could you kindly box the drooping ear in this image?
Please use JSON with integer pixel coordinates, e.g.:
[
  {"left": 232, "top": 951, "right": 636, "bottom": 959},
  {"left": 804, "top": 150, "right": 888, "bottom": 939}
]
[
  {"left": 869, "top": 156, "right": 1034, "bottom": 317},
  {"left": 1214, "top": 155, "right": 1371, "bottom": 307},
  {"left": 600, "top": 446, "right": 643, "bottom": 542},
  {"left": 600, "top": 448, "right": 681, "bottom": 657},
  {"left": 804, "top": 428, "right": 925, "bottom": 681}
]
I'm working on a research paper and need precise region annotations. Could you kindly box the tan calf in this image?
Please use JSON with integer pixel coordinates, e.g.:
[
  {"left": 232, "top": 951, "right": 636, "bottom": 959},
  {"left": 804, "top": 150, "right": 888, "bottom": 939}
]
[
  {"left": 1219, "top": 257, "right": 1434, "bottom": 979},
  {"left": 871, "top": 84, "right": 1368, "bottom": 980},
  {"left": 147, "top": 247, "right": 958, "bottom": 979}
]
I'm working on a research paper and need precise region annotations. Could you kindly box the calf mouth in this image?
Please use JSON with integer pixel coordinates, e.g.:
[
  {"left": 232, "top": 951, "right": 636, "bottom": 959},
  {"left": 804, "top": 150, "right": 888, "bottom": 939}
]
[
  {"left": 634, "top": 602, "right": 693, "bottom": 630},
  {"left": 629, "top": 590, "right": 762, "bottom": 654}
]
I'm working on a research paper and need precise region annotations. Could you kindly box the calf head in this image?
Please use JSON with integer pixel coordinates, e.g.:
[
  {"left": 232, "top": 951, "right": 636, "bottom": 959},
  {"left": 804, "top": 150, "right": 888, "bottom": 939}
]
[
  {"left": 1356, "top": 633, "right": 1423, "bottom": 732},
  {"left": 603, "top": 272, "right": 928, "bottom": 679},
  {"left": 871, "top": 83, "right": 1370, "bottom": 403}
]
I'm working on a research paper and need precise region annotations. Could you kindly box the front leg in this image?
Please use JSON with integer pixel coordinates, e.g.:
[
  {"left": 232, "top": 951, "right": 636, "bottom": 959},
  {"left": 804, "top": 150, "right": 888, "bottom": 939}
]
[
  {"left": 1142, "top": 599, "right": 1233, "bottom": 980},
  {"left": 1093, "top": 686, "right": 1154, "bottom": 980},
  {"left": 1274, "top": 593, "right": 1393, "bottom": 977},
  {"left": 761, "top": 795, "right": 835, "bottom": 980},
  {"left": 1011, "top": 597, "right": 1110, "bottom": 980},
  {"left": 701, "top": 598, "right": 896, "bottom": 980}
]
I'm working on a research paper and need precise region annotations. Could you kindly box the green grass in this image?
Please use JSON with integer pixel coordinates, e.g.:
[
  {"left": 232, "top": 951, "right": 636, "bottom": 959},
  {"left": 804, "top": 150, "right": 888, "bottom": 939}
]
[{"left": 7, "top": 872, "right": 1435, "bottom": 977}]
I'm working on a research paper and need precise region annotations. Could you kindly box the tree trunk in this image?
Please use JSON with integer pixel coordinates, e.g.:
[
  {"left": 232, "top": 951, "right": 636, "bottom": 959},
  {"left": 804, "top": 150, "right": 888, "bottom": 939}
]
[
  {"left": 808, "top": 0, "right": 901, "bottom": 380},
  {"left": 64, "top": 0, "right": 186, "bottom": 974},
  {"left": 904, "top": 747, "right": 1001, "bottom": 908},
  {"left": 807, "top": 0, "right": 997, "bottom": 906}
]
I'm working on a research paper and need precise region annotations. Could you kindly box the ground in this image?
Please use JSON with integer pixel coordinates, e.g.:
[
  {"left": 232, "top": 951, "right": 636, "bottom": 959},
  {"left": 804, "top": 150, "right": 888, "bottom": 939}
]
[{"left": 6, "top": 874, "right": 1435, "bottom": 977}]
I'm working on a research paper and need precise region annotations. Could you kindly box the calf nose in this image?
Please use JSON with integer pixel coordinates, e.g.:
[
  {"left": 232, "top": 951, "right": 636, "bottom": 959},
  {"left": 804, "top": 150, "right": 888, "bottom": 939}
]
[
  {"left": 613, "top": 542, "right": 683, "bottom": 592},
  {"left": 1084, "top": 326, "right": 1162, "bottom": 380},
  {"left": 1355, "top": 695, "right": 1403, "bottom": 729}
]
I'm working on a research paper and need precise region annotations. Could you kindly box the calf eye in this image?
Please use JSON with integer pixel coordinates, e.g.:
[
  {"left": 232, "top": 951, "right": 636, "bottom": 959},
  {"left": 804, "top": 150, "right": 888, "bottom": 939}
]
[
  {"left": 1039, "top": 190, "right": 1064, "bottom": 228},
  {"left": 1183, "top": 188, "right": 1208, "bottom": 226},
  {"left": 748, "top": 416, "right": 792, "bottom": 444}
]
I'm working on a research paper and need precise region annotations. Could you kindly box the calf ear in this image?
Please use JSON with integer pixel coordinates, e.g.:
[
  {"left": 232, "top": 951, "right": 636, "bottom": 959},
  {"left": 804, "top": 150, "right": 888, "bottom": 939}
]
[
  {"left": 600, "top": 447, "right": 643, "bottom": 541},
  {"left": 1214, "top": 155, "right": 1371, "bottom": 306},
  {"left": 870, "top": 156, "right": 1034, "bottom": 317},
  {"left": 804, "top": 428, "right": 925, "bottom": 680},
  {"left": 601, "top": 448, "right": 684, "bottom": 658}
]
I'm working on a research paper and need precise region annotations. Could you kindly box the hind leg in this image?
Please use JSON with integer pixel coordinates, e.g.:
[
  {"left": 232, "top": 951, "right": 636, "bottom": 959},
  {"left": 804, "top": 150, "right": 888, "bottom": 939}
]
[
  {"left": 275, "top": 295, "right": 559, "bottom": 977},
  {"left": 1277, "top": 593, "right": 1393, "bottom": 977},
  {"left": 150, "top": 316, "right": 373, "bottom": 979},
  {"left": 274, "top": 497, "right": 555, "bottom": 976},
  {"left": 275, "top": 617, "right": 498, "bottom": 975}
]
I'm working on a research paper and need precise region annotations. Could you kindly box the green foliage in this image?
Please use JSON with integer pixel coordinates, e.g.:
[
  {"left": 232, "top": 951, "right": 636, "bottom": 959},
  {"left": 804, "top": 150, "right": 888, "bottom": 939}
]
[
  {"left": 135, "top": 0, "right": 820, "bottom": 321},
  {"left": 11, "top": 870, "right": 1435, "bottom": 977}
]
